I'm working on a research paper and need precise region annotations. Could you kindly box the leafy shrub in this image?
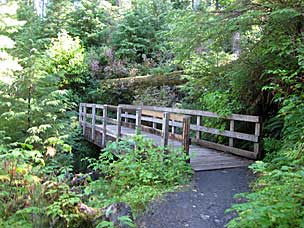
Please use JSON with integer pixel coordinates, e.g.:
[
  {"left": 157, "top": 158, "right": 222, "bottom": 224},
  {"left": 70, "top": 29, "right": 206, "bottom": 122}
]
[
  {"left": 46, "top": 30, "right": 88, "bottom": 90},
  {"left": 227, "top": 159, "right": 304, "bottom": 228},
  {"left": 86, "top": 135, "right": 192, "bottom": 213}
]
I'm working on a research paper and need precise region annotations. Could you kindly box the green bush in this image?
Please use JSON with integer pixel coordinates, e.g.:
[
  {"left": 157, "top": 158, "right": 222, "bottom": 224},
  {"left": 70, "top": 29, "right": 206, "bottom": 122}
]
[{"left": 86, "top": 135, "right": 192, "bottom": 213}]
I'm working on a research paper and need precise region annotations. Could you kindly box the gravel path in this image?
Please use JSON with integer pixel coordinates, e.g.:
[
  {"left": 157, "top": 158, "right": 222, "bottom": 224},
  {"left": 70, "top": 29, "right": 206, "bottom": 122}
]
[{"left": 136, "top": 167, "right": 254, "bottom": 228}]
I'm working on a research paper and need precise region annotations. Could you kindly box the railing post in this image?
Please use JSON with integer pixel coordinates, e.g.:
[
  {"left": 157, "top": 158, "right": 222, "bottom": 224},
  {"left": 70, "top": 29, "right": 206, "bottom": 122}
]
[
  {"left": 171, "top": 120, "right": 175, "bottom": 134},
  {"left": 91, "top": 104, "right": 96, "bottom": 141},
  {"left": 124, "top": 111, "right": 128, "bottom": 124},
  {"left": 82, "top": 104, "right": 87, "bottom": 136},
  {"left": 102, "top": 105, "right": 108, "bottom": 147},
  {"left": 79, "top": 103, "right": 82, "bottom": 126},
  {"left": 153, "top": 116, "right": 157, "bottom": 129},
  {"left": 182, "top": 115, "right": 191, "bottom": 162},
  {"left": 135, "top": 108, "right": 142, "bottom": 134},
  {"left": 229, "top": 120, "right": 235, "bottom": 147},
  {"left": 254, "top": 119, "right": 262, "bottom": 158},
  {"left": 162, "top": 112, "right": 170, "bottom": 147},
  {"left": 117, "top": 106, "right": 122, "bottom": 140},
  {"left": 196, "top": 116, "right": 201, "bottom": 140}
]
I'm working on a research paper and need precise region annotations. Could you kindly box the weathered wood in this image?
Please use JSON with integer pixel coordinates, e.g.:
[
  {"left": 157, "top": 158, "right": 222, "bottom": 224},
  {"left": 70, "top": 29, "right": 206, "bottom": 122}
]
[
  {"left": 161, "top": 112, "right": 170, "bottom": 147},
  {"left": 171, "top": 120, "right": 175, "bottom": 134},
  {"left": 229, "top": 120, "right": 235, "bottom": 147},
  {"left": 142, "top": 109, "right": 184, "bottom": 122},
  {"left": 196, "top": 116, "right": 201, "bottom": 140},
  {"left": 91, "top": 104, "right": 96, "bottom": 141},
  {"left": 135, "top": 108, "right": 142, "bottom": 134},
  {"left": 194, "top": 139, "right": 257, "bottom": 159},
  {"left": 79, "top": 104, "right": 82, "bottom": 125},
  {"left": 102, "top": 105, "right": 108, "bottom": 147},
  {"left": 182, "top": 115, "right": 191, "bottom": 160},
  {"left": 120, "top": 104, "right": 260, "bottom": 122},
  {"left": 191, "top": 124, "right": 258, "bottom": 142},
  {"left": 117, "top": 106, "right": 122, "bottom": 139},
  {"left": 124, "top": 112, "right": 128, "bottom": 123},
  {"left": 107, "top": 105, "right": 119, "bottom": 110},
  {"left": 84, "top": 124, "right": 254, "bottom": 171},
  {"left": 83, "top": 104, "right": 87, "bottom": 136},
  {"left": 79, "top": 103, "right": 262, "bottom": 164},
  {"left": 254, "top": 122, "right": 261, "bottom": 157}
]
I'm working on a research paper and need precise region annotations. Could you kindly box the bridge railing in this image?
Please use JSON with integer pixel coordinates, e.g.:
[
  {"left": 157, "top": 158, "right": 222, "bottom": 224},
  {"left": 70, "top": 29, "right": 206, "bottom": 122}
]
[
  {"left": 119, "top": 105, "right": 262, "bottom": 160},
  {"left": 79, "top": 103, "right": 262, "bottom": 159},
  {"left": 79, "top": 103, "right": 192, "bottom": 154}
]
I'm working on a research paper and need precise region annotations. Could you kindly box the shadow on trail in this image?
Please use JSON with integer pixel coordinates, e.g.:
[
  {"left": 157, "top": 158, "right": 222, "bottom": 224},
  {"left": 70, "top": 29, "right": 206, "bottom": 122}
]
[{"left": 136, "top": 167, "right": 254, "bottom": 228}]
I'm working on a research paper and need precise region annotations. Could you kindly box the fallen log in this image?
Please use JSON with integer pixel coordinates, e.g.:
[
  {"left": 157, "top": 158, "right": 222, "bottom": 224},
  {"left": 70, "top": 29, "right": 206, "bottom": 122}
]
[{"left": 101, "top": 71, "right": 187, "bottom": 89}]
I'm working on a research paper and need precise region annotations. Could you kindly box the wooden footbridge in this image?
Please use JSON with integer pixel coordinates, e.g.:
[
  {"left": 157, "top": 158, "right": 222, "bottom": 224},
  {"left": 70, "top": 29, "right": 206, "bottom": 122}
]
[{"left": 79, "top": 104, "right": 262, "bottom": 171}]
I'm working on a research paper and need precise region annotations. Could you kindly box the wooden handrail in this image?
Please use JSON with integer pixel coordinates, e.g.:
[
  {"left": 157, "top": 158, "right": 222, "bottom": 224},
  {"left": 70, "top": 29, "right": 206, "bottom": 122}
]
[{"left": 79, "top": 103, "right": 263, "bottom": 159}]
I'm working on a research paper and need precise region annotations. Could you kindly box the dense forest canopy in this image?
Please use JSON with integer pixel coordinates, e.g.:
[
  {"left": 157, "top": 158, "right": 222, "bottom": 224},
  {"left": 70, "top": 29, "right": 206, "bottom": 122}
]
[{"left": 0, "top": 0, "right": 303, "bottom": 227}]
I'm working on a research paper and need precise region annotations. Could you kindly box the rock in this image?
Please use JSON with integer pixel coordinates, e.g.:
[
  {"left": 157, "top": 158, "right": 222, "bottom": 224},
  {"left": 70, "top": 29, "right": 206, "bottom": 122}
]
[
  {"left": 104, "top": 202, "right": 133, "bottom": 228},
  {"left": 200, "top": 214, "right": 210, "bottom": 220}
]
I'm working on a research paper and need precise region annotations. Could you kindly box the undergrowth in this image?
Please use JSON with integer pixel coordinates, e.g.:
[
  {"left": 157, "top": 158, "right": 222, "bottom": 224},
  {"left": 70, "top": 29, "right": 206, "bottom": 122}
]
[{"left": 85, "top": 135, "right": 192, "bottom": 214}]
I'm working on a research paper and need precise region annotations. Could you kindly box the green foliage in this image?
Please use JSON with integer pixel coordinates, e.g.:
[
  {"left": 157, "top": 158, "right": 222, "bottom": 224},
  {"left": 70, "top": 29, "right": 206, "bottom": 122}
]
[
  {"left": 68, "top": 0, "right": 113, "bottom": 47},
  {"left": 86, "top": 135, "right": 192, "bottom": 212},
  {"left": 46, "top": 30, "right": 88, "bottom": 90},
  {"left": 112, "top": 0, "right": 171, "bottom": 63},
  {"left": 227, "top": 159, "right": 304, "bottom": 228}
]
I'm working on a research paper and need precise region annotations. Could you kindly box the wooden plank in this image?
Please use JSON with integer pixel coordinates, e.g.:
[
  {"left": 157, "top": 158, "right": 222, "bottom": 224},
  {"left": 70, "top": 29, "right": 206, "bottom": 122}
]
[
  {"left": 196, "top": 116, "right": 201, "bottom": 140},
  {"left": 79, "top": 104, "right": 82, "bottom": 124},
  {"left": 117, "top": 106, "right": 122, "bottom": 139},
  {"left": 161, "top": 112, "right": 170, "bottom": 147},
  {"left": 120, "top": 104, "right": 260, "bottom": 122},
  {"left": 136, "top": 108, "right": 142, "bottom": 134},
  {"left": 81, "top": 103, "right": 93, "bottom": 108},
  {"left": 229, "top": 120, "right": 234, "bottom": 147},
  {"left": 102, "top": 105, "right": 107, "bottom": 147},
  {"left": 91, "top": 104, "right": 96, "bottom": 141},
  {"left": 191, "top": 124, "right": 258, "bottom": 142},
  {"left": 124, "top": 112, "right": 128, "bottom": 123},
  {"left": 254, "top": 122, "right": 261, "bottom": 158},
  {"left": 194, "top": 139, "right": 257, "bottom": 159},
  {"left": 83, "top": 104, "right": 87, "bottom": 135},
  {"left": 142, "top": 109, "right": 184, "bottom": 122},
  {"left": 182, "top": 115, "right": 191, "bottom": 160},
  {"left": 107, "top": 105, "right": 118, "bottom": 110}
]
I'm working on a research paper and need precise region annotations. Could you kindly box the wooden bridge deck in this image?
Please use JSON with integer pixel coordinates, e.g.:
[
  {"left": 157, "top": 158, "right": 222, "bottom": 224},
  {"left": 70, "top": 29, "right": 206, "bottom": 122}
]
[
  {"left": 79, "top": 104, "right": 261, "bottom": 171},
  {"left": 104, "top": 125, "right": 253, "bottom": 171}
]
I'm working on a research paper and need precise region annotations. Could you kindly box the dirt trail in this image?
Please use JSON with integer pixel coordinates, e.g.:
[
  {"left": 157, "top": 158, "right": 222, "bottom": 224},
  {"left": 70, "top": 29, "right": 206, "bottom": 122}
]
[{"left": 136, "top": 167, "right": 254, "bottom": 228}]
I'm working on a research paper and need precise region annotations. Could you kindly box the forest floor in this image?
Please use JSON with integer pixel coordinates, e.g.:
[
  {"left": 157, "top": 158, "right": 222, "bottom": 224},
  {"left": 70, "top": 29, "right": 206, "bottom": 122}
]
[{"left": 136, "top": 167, "right": 254, "bottom": 228}]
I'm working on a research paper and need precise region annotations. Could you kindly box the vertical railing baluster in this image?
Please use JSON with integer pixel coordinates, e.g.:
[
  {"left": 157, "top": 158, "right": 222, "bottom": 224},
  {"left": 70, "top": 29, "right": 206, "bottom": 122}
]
[
  {"left": 162, "top": 112, "right": 170, "bottom": 147},
  {"left": 196, "top": 116, "right": 201, "bottom": 140},
  {"left": 182, "top": 115, "right": 191, "bottom": 163},
  {"left": 79, "top": 103, "right": 82, "bottom": 126},
  {"left": 117, "top": 106, "right": 122, "bottom": 140},
  {"left": 91, "top": 104, "right": 96, "bottom": 141},
  {"left": 124, "top": 111, "right": 128, "bottom": 124},
  {"left": 229, "top": 120, "right": 235, "bottom": 147},
  {"left": 171, "top": 120, "right": 175, "bottom": 134},
  {"left": 135, "top": 108, "right": 142, "bottom": 134},
  {"left": 254, "top": 119, "right": 261, "bottom": 158},
  {"left": 83, "top": 104, "right": 87, "bottom": 136},
  {"left": 102, "top": 105, "right": 108, "bottom": 147}
]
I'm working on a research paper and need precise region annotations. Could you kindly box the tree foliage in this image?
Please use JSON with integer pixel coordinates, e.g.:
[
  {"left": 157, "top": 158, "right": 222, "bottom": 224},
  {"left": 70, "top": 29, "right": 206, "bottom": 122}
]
[{"left": 0, "top": 0, "right": 303, "bottom": 227}]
